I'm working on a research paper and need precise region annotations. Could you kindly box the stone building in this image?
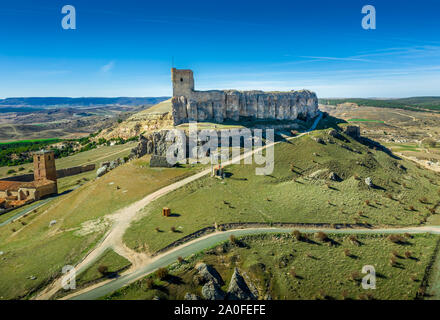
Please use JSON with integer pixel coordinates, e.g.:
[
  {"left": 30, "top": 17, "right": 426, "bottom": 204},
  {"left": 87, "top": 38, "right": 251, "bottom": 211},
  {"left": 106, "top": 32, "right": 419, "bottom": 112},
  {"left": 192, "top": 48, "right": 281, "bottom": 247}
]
[
  {"left": 171, "top": 68, "right": 319, "bottom": 125},
  {"left": 0, "top": 150, "right": 58, "bottom": 210}
]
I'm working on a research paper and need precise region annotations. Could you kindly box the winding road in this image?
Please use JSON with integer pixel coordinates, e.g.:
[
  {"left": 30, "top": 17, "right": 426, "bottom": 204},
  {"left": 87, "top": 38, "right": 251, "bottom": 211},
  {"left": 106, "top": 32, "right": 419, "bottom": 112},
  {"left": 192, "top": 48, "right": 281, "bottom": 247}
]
[{"left": 67, "top": 225, "right": 440, "bottom": 300}]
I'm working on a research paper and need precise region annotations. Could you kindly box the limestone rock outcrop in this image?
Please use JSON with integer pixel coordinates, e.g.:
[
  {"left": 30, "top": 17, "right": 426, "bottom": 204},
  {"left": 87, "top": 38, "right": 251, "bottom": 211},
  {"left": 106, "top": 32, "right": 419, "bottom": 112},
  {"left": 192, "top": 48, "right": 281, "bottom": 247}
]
[
  {"left": 172, "top": 90, "right": 319, "bottom": 126},
  {"left": 171, "top": 68, "right": 319, "bottom": 125},
  {"left": 226, "top": 268, "right": 257, "bottom": 300}
]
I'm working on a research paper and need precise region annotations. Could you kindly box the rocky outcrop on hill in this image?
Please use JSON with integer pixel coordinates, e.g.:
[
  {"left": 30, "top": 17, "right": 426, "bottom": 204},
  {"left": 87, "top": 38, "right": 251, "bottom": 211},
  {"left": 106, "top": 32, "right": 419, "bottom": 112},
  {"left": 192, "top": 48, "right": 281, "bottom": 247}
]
[
  {"left": 172, "top": 90, "right": 319, "bottom": 125},
  {"left": 226, "top": 268, "right": 257, "bottom": 300},
  {"left": 195, "top": 263, "right": 224, "bottom": 286}
]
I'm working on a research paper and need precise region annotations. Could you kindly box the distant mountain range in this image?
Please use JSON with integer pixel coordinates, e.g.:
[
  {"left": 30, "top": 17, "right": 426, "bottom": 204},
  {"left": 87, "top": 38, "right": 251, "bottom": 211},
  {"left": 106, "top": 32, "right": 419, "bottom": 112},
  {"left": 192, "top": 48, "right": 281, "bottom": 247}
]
[{"left": 0, "top": 97, "right": 170, "bottom": 108}]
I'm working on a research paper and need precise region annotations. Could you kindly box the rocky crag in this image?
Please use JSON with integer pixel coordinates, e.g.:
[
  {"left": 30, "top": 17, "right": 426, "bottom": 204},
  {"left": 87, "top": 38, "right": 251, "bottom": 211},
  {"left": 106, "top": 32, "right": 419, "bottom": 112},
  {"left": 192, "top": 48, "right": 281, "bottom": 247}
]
[{"left": 171, "top": 68, "right": 319, "bottom": 125}]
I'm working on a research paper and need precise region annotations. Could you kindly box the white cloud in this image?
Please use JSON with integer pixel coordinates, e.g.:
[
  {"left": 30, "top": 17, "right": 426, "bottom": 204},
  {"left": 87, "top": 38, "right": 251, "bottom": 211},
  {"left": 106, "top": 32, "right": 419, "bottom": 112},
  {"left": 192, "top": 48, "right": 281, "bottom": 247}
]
[{"left": 100, "top": 61, "right": 115, "bottom": 73}]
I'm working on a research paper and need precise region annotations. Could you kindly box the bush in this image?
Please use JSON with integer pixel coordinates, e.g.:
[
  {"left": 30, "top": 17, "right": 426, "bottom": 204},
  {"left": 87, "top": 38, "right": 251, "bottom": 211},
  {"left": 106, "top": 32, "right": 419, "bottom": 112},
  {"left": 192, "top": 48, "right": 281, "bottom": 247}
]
[
  {"left": 18, "top": 167, "right": 25, "bottom": 171},
  {"left": 387, "top": 235, "right": 407, "bottom": 244},
  {"left": 343, "top": 249, "right": 350, "bottom": 257},
  {"left": 315, "top": 231, "right": 328, "bottom": 242},
  {"left": 145, "top": 277, "right": 154, "bottom": 289},
  {"left": 98, "top": 265, "right": 108, "bottom": 275},
  {"left": 229, "top": 235, "right": 238, "bottom": 245},
  {"left": 364, "top": 200, "right": 370, "bottom": 206},
  {"left": 177, "top": 256, "right": 184, "bottom": 263},
  {"left": 289, "top": 268, "right": 297, "bottom": 278},
  {"left": 350, "top": 271, "right": 360, "bottom": 281},
  {"left": 390, "top": 257, "right": 397, "bottom": 267},
  {"left": 156, "top": 267, "right": 168, "bottom": 280},
  {"left": 292, "top": 230, "right": 302, "bottom": 240},
  {"left": 419, "top": 197, "right": 428, "bottom": 204},
  {"left": 7, "top": 169, "right": 16, "bottom": 174},
  {"left": 171, "top": 226, "right": 177, "bottom": 233},
  {"left": 405, "top": 251, "right": 412, "bottom": 258}
]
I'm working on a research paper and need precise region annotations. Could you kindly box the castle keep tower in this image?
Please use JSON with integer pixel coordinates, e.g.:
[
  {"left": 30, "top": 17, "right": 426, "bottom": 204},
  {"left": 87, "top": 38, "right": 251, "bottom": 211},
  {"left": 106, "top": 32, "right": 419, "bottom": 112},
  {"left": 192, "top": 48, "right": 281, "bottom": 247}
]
[
  {"left": 33, "top": 150, "right": 57, "bottom": 183},
  {"left": 171, "top": 68, "right": 194, "bottom": 97}
]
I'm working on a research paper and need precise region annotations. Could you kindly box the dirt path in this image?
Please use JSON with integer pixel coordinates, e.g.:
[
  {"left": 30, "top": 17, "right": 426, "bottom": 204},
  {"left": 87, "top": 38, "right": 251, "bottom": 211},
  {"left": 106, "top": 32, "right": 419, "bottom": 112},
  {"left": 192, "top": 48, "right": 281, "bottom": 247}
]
[{"left": 34, "top": 113, "right": 323, "bottom": 300}]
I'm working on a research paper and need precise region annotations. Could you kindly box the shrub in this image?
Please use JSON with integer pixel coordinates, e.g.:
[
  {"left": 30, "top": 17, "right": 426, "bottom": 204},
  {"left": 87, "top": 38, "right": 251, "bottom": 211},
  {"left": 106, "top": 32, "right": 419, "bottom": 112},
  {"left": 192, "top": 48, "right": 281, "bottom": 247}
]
[
  {"left": 350, "top": 271, "right": 360, "bottom": 281},
  {"left": 289, "top": 268, "right": 297, "bottom": 278},
  {"left": 390, "top": 257, "right": 397, "bottom": 267},
  {"left": 419, "top": 197, "right": 428, "bottom": 204},
  {"left": 155, "top": 227, "right": 160, "bottom": 232},
  {"left": 177, "top": 256, "right": 184, "bottom": 263},
  {"left": 386, "top": 194, "right": 393, "bottom": 200},
  {"left": 343, "top": 249, "right": 350, "bottom": 257},
  {"left": 156, "top": 267, "right": 168, "bottom": 280},
  {"left": 292, "top": 230, "right": 302, "bottom": 240},
  {"left": 404, "top": 232, "right": 412, "bottom": 238},
  {"left": 387, "top": 235, "right": 407, "bottom": 244},
  {"left": 229, "top": 235, "right": 238, "bottom": 245},
  {"left": 18, "top": 167, "right": 25, "bottom": 171},
  {"left": 405, "top": 251, "right": 412, "bottom": 258},
  {"left": 349, "top": 234, "right": 358, "bottom": 243},
  {"left": 409, "top": 206, "right": 416, "bottom": 211},
  {"left": 171, "top": 226, "right": 177, "bottom": 233},
  {"left": 98, "top": 265, "right": 108, "bottom": 275},
  {"left": 391, "top": 250, "right": 399, "bottom": 257},
  {"left": 7, "top": 169, "right": 16, "bottom": 174},
  {"left": 11, "top": 228, "right": 16, "bottom": 232},
  {"left": 145, "top": 277, "right": 154, "bottom": 289},
  {"left": 357, "top": 211, "right": 363, "bottom": 217},
  {"left": 315, "top": 232, "right": 328, "bottom": 242},
  {"left": 364, "top": 200, "right": 370, "bottom": 206}
]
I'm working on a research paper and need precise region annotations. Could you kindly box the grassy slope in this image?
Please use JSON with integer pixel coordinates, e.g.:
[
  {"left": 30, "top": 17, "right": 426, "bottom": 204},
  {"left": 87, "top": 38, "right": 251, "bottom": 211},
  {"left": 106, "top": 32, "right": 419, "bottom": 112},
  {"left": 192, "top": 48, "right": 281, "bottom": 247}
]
[
  {"left": 106, "top": 233, "right": 437, "bottom": 300},
  {"left": 51, "top": 248, "right": 131, "bottom": 299},
  {"left": 123, "top": 128, "right": 440, "bottom": 254},
  {"left": 0, "top": 157, "right": 204, "bottom": 300}
]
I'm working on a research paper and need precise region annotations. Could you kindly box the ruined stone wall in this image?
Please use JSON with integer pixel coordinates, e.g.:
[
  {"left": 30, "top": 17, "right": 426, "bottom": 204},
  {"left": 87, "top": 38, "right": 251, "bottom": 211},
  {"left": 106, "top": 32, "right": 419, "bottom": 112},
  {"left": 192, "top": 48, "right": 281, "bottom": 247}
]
[{"left": 171, "top": 68, "right": 319, "bottom": 125}]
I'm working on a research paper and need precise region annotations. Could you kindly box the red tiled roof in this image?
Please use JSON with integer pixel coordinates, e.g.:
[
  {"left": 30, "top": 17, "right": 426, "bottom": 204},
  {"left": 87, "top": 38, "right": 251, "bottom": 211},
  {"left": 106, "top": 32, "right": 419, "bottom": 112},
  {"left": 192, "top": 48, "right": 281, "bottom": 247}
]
[{"left": 0, "top": 181, "right": 26, "bottom": 192}]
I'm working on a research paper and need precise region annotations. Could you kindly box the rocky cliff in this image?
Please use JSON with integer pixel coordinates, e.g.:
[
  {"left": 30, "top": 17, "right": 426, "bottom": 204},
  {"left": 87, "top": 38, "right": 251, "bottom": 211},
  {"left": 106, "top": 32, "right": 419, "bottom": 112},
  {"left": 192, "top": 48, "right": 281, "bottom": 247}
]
[
  {"left": 172, "top": 90, "right": 319, "bottom": 125},
  {"left": 171, "top": 68, "right": 319, "bottom": 125}
]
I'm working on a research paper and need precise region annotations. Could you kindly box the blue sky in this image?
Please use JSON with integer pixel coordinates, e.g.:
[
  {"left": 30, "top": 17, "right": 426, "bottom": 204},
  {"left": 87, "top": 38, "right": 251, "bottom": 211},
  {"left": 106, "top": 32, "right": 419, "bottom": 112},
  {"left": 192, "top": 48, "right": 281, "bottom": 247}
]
[{"left": 0, "top": 0, "right": 439, "bottom": 98}]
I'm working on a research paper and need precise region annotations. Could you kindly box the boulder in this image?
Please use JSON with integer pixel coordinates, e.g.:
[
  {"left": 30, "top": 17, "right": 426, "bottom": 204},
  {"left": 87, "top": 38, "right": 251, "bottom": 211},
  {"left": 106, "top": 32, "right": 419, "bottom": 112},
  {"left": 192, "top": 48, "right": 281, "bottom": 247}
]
[
  {"left": 184, "top": 293, "right": 202, "bottom": 300},
  {"left": 226, "top": 268, "right": 257, "bottom": 300},
  {"left": 328, "top": 172, "right": 341, "bottom": 181},
  {"left": 365, "top": 177, "right": 373, "bottom": 187},
  {"left": 195, "top": 263, "right": 224, "bottom": 285},
  {"left": 96, "top": 165, "right": 108, "bottom": 177},
  {"left": 202, "top": 281, "right": 225, "bottom": 300}
]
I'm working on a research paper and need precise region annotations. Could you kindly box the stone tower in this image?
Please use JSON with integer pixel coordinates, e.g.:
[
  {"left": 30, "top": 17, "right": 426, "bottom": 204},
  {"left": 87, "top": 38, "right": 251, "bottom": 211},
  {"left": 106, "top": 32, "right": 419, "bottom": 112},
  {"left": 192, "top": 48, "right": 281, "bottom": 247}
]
[
  {"left": 33, "top": 150, "right": 57, "bottom": 183},
  {"left": 171, "top": 68, "right": 194, "bottom": 97}
]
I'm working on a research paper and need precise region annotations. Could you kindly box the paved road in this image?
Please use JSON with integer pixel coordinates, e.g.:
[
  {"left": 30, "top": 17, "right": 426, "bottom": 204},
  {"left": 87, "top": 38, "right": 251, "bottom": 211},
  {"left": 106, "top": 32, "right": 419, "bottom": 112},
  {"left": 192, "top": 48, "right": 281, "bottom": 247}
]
[
  {"left": 69, "top": 225, "right": 440, "bottom": 300},
  {"left": 0, "top": 198, "right": 52, "bottom": 227}
]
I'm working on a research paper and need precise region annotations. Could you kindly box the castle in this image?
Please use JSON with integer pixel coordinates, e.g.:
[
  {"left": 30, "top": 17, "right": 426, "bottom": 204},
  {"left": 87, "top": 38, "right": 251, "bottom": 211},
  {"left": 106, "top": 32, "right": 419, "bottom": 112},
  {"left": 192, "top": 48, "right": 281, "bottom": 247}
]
[
  {"left": 0, "top": 150, "right": 58, "bottom": 211},
  {"left": 171, "top": 68, "right": 319, "bottom": 125}
]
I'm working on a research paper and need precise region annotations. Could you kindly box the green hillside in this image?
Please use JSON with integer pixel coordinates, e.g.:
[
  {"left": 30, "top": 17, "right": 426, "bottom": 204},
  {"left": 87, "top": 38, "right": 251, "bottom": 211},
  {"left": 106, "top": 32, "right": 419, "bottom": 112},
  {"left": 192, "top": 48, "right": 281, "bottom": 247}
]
[{"left": 123, "top": 127, "right": 440, "bottom": 253}]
